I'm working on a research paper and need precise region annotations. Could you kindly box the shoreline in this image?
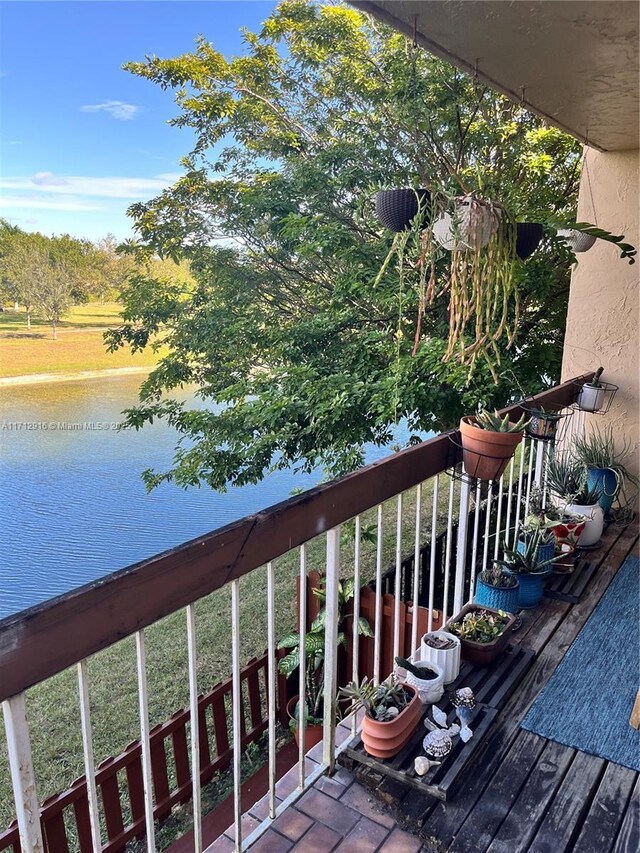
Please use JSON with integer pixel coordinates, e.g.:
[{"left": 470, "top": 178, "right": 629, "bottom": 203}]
[{"left": 0, "top": 366, "right": 153, "bottom": 388}]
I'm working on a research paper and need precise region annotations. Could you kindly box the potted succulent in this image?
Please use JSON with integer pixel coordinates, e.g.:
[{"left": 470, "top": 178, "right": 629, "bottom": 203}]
[
  {"left": 496, "top": 529, "right": 564, "bottom": 608},
  {"left": 420, "top": 631, "right": 461, "bottom": 684},
  {"left": 555, "top": 223, "right": 636, "bottom": 264},
  {"left": 395, "top": 656, "right": 444, "bottom": 705},
  {"left": 543, "top": 503, "right": 587, "bottom": 544},
  {"left": 375, "top": 187, "right": 431, "bottom": 232},
  {"left": 578, "top": 367, "right": 606, "bottom": 412},
  {"left": 278, "top": 578, "right": 372, "bottom": 748},
  {"left": 553, "top": 541, "right": 578, "bottom": 574},
  {"left": 459, "top": 410, "right": 529, "bottom": 481},
  {"left": 521, "top": 404, "right": 563, "bottom": 440},
  {"left": 572, "top": 425, "right": 639, "bottom": 515},
  {"left": 474, "top": 564, "right": 520, "bottom": 614},
  {"left": 445, "top": 604, "right": 516, "bottom": 666},
  {"left": 518, "top": 487, "right": 557, "bottom": 566},
  {"left": 432, "top": 195, "right": 501, "bottom": 251},
  {"left": 339, "top": 677, "right": 422, "bottom": 759},
  {"left": 545, "top": 455, "right": 605, "bottom": 546}
]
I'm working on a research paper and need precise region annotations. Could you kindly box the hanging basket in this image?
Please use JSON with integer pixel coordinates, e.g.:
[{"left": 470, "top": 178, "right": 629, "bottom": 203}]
[
  {"left": 557, "top": 228, "right": 597, "bottom": 253},
  {"left": 432, "top": 198, "right": 500, "bottom": 251},
  {"left": 375, "top": 188, "right": 431, "bottom": 232},
  {"left": 515, "top": 222, "right": 544, "bottom": 260}
]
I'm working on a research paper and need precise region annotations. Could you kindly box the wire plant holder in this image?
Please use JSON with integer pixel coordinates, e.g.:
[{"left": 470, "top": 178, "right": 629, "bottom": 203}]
[
  {"left": 571, "top": 378, "right": 619, "bottom": 415},
  {"left": 519, "top": 400, "right": 574, "bottom": 443}
]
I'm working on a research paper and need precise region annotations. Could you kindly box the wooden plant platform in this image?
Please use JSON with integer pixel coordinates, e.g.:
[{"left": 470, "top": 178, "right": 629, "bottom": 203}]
[
  {"left": 339, "top": 643, "right": 535, "bottom": 803},
  {"left": 544, "top": 556, "right": 599, "bottom": 603}
]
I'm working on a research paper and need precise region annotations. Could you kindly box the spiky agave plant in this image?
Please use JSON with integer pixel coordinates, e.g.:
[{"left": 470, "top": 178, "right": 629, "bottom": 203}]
[{"left": 475, "top": 409, "right": 529, "bottom": 433}]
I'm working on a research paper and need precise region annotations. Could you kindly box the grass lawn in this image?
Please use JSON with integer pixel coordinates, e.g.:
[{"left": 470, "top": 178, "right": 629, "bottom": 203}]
[
  {"left": 0, "top": 303, "right": 165, "bottom": 378},
  {"left": 0, "top": 480, "right": 458, "bottom": 837}
]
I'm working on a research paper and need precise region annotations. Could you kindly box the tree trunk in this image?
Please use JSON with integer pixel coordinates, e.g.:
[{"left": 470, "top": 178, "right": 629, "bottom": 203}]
[
  {"left": 14, "top": 301, "right": 19, "bottom": 312},
  {"left": 26, "top": 308, "right": 31, "bottom": 330},
  {"left": 52, "top": 319, "right": 57, "bottom": 340}
]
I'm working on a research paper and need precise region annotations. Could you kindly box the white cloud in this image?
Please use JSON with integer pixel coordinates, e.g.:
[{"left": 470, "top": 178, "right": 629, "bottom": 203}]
[
  {"left": 0, "top": 196, "right": 103, "bottom": 212},
  {"left": 80, "top": 100, "right": 140, "bottom": 121},
  {"left": 0, "top": 172, "right": 181, "bottom": 199}
]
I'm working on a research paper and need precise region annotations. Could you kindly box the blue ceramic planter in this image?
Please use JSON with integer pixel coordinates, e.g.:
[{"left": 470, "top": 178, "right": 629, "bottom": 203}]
[
  {"left": 474, "top": 576, "right": 520, "bottom": 614},
  {"left": 516, "top": 572, "right": 545, "bottom": 609},
  {"left": 587, "top": 466, "right": 618, "bottom": 514},
  {"left": 517, "top": 536, "right": 555, "bottom": 568}
]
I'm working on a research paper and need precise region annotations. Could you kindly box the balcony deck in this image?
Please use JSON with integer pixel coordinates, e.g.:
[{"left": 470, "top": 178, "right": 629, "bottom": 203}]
[{"left": 223, "top": 517, "right": 639, "bottom": 853}]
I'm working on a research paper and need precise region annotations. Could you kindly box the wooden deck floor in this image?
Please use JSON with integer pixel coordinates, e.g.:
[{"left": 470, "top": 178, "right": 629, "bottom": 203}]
[
  {"left": 219, "top": 518, "right": 639, "bottom": 853},
  {"left": 384, "top": 517, "right": 640, "bottom": 853}
]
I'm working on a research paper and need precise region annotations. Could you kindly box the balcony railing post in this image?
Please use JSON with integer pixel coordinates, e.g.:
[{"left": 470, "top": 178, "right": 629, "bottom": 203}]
[
  {"left": 453, "top": 474, "right": 472, "bottom": 614},
  {"left": 2, "top": 693, "right": 44, "bottom": 853},
  {"left": 322, "top": 526, "right": 341, "bottom": 773}
]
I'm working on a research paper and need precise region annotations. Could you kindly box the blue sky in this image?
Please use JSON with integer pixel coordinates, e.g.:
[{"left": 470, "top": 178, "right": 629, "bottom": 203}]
[{"left": 0, "top": 1, "right": 277, "bottom": 241}]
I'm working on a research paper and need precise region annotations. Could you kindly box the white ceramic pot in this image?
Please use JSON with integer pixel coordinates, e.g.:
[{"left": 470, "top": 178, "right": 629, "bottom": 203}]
[
  {"left": 557, "top": 228, "right": 597, "bottom": 253},
  {"left": 432, "top": 200, "right": 499, "bottom": 251},
  {"left": 578, "top": 383, "right": 605, "bottom": 412},
  {"left": 564, "top": 502, "right": 604, "bottom": 546},
  {"left": 405, "top": 662, "right": 445, "bottom": 704},
  {"left": 420, "top": 631, "right": 461, "bottom": 684}
]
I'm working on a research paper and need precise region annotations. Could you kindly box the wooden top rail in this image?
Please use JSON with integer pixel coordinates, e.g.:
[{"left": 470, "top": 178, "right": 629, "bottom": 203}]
[{"left": 0, "top": 374, "right": 590, "bottom": 701}]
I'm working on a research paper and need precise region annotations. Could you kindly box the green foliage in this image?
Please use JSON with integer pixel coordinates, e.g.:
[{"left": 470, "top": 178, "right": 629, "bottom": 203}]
[
  {"left": 112, "top": 0, "right": 583, "bottom": 490},
  {"left": 496, "top": 529, "right": 564, "bottom": 575},
  {"left": 568, "top": 223, "right": 636, "bottom": 264},
  {"left": 394, "top": 656, "right": 438, "bottom": 680},
  {"left": 447, "top": 608, "right": 510, "bottom": 643},
  {"left": 475, "top": 409, "right": 529, "bottom": 433},
  {"left": 545, "top": 454, "right": 603, "bottom": 505}
]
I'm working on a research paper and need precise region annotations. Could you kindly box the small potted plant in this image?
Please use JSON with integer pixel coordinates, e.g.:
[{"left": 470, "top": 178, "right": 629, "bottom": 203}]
[
  {"left": 553, "top": 541, "right": 578, "bottom": 574},
  {"left": 578, "top": 367, "right": 605, "bottom": 412},
  {"left": 339, "top": 676, "right": 422, "bottom": 759},
  {"left": 445, "top": 604, "right": 516, "bottom": 666},
  {"left": 474, "top": 564, "right": 520, "bottom": 614},
  {"left": 546, "top": 455, "right": 604, "bottom": 546},
  {"left": 395, "top": 656, "right": 444, "bottom": 704},
  {"left": 420, "top": 631, "right": 461, "bottom": 684},
  {"left": 518, "top": 487, "right": 557, "bottom": 566},
  {"left": 573, "top": 425, "right": 639, "bottom": 515},
  {"left": 544, "top": 504, "right": 586, "bottom": 544},
  {"left": 522, "top": 405, "right": 563, "bottom": 440},
  {"left": 496, "top": 529, "right": 564, "bottom": 608},
  {"left": 459, "top": 410, "right": 529, "bottom": 481}
]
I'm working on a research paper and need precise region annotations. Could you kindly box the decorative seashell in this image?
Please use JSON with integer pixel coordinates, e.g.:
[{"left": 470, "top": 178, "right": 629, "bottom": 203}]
[
  {"left": 414, "top": 756, "right": 441, "bottom": 776},
  {"left": 451, "top": 687, "right": 476, "bottom": 709},
  {"left": 423, "top": 729, "right": 453, "bottom": 759},
  {"left": 431, "top": 705, "right": 448, "bottom": 728},
  {"left": 459, "top": 725, "right": 473, "bottom": 744}
]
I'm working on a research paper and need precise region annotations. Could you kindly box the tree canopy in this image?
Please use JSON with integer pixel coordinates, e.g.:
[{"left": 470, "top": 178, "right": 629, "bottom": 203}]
[{"left": 109, "top": 0, "right": 582, "bottom": 491}]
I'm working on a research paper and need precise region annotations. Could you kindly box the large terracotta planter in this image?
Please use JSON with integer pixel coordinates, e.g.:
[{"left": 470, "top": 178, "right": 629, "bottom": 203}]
[
  {"left": 445, "top": 604, "right": 516, "bottom": 666},
  {"left": 361, "top": 685, "right": 421, "bottom": 759},
  {"left": 286, "top": 696, "right": 323, "bottom": 750},
  {"left": 459, "top": 417, "right": 524, "bottom": 481}
]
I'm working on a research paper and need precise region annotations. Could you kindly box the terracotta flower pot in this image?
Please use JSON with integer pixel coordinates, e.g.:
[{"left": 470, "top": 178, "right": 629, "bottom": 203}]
[
  {"left": 361, "top": 685, "right": 421, "bottom": 759},
  {"left": 286, "top": 696, "right": 323, "bottom": 750},
  {"left": 459, "top": 416, "right": 524, "bottom": 481}
]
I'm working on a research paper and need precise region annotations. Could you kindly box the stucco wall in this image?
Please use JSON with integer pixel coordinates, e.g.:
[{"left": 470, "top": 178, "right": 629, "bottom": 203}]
[{"left": 561, "top": 147, "right": 639, "bottom": 480}]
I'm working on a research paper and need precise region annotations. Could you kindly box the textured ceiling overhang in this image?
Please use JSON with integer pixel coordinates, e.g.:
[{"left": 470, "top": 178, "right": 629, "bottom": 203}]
[{"left": 350, "top": 1, "right": 639, "bottom": 151}]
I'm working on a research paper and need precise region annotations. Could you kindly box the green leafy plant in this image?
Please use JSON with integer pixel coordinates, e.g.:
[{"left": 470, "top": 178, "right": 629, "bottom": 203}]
[
  {"left": 545, "top": 455, "right": 603, "bottom": 505},
  {"left": 478, "top": 565, "right": 518, "bottom": 589},
  {"left": 339, "top": 676, "right": 410, "bottom": 721},
  {"left": 277, "top": 577, "right": 372, "bottom": 728},
  {"left": 475, "top": 410, "right": 529, "bottom": 433},
  {"left": 572, "top": 425, "right": 639, "bottom": 512},
  {"left": 558, "top": 223, "right": 637, "bottom": 264},
  {"left": 447, "top": 607, "right": 510, "bottom": 643},
  {"left": 496, "top": 529, "right": 564, "bottom": 575}
]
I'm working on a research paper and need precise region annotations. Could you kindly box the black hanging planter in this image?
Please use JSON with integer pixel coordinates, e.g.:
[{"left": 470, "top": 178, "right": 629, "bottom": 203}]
[
  {"left": 375, "top": 188, "right": 431, "bottom": 232},
  {"left": 515, "top": 222, "right": 544, "bottom": 260}
]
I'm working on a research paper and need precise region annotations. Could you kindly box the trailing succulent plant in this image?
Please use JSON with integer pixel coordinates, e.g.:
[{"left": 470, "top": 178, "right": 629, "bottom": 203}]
[
  {"left": 545, "top": 456, "right": 603, "bottom": 505},
  {"left": 447, "top": 608, "right": 510, "bottom": 644},
  {"left": 339, "top": 676, "right": 411, "bottom": 721},
  {"left": 474, "top": 409, "right": 529, "bottom": 433},
  {"left": 478, "top": 565, "right": 518, "bottom": 589}
]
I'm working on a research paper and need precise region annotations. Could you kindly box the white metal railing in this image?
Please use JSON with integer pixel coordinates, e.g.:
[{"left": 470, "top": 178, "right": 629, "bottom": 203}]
[{"left": 0, "top": 378, "right": 589, "bottom": 853}]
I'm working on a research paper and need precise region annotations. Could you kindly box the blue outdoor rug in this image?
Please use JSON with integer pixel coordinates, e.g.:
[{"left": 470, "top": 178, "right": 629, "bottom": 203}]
[{"left": 521, "top": 554, "right": 640, "bottom": 771}]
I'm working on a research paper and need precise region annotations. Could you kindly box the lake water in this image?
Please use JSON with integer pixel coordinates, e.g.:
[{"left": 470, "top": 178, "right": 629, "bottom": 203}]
[{"left": 0, "top": 374, "right": 426, "bottom": 618}]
